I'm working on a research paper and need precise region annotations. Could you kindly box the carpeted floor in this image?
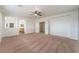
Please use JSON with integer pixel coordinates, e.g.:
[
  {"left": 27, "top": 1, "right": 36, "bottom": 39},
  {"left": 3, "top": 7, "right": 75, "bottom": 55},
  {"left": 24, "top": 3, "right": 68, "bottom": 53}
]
[{"left": 0, "top": 33, "right": 79, "bottom": 53}]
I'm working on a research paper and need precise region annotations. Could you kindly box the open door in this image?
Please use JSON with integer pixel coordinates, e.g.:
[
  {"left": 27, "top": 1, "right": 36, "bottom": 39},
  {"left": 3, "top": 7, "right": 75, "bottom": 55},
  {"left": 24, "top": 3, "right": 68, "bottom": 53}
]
[
  {"left": 19, "top": 19, "right": 25, "bottom": 34},
  {"left": 19, "top": 24, "right": 24, "bottom": 33},
  {"left": 40, "top": 22, "right": 45, "bottom": 33}
]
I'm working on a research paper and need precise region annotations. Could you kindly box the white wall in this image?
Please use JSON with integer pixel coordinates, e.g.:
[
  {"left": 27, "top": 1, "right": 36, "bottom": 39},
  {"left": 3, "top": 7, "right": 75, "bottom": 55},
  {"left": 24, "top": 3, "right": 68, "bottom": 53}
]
[
  {"left": 25, "top": 18, "right": 34, "bottom": 33},
  {"left": 19, "top": 18, "right": 34, "bottom": 34},
  {"left": 2, "top": 17, "right": 19, "bottom": 37},
  {"left": 35, "top": 9, "right": 78, "bottom": 40},
  {"left": 49, "top": 10, "right": 78, "bottom": 40},
  {"left": 0, "top": 12, "right": 2, "bottom": 42},
  {"left": 2, "top": 17, "right": 34, "bottom": 37}
]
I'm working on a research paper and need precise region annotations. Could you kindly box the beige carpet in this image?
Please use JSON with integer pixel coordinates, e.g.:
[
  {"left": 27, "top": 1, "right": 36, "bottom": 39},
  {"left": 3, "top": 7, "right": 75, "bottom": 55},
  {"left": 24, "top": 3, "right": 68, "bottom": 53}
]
[{"left": 0, "top": 33, "right": 79, "bottom": 53}]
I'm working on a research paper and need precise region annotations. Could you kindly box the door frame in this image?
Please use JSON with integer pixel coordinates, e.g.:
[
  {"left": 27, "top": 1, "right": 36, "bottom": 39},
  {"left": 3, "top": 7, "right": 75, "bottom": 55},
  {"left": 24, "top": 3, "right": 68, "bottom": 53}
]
[{"left": 39, "top": 22, "right": 45, "bottom": 33}]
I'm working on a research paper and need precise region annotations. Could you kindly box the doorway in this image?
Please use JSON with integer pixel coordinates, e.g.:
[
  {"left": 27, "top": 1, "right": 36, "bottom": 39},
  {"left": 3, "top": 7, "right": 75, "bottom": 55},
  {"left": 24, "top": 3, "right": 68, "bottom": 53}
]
[
  {"left": 19, "top": 24, "right": 24, "bottom": 33},
  {"left": 39, "top": 22, "right": 45, "bottom": 33},
  {"left": 19, "top": 20, "right": 25, "bottom": 34}
]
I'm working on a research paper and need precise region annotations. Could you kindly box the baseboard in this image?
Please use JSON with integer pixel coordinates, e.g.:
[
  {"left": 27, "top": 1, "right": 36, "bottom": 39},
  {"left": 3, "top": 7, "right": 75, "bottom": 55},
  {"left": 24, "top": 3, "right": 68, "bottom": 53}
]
[{"left": 2, "top": 34, "right": 19, "bottom": 38}]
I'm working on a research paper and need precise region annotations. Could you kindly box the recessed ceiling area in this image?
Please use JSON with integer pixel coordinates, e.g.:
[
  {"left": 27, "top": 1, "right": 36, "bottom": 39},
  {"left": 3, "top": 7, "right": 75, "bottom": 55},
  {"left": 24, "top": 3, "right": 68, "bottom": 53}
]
[{"left": 0, "top": 5, "right": 79, "bottom": 18}]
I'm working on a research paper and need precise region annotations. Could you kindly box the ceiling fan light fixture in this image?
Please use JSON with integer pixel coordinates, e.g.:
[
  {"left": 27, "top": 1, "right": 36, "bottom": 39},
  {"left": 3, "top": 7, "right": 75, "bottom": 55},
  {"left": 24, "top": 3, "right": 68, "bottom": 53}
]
[{"left": 35, "top": 14, "right": 37, "bottom": 16}]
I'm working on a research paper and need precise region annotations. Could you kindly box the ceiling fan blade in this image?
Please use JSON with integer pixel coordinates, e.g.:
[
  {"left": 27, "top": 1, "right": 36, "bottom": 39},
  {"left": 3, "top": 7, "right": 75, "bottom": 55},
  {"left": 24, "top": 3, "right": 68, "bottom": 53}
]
[
  {"left": 39, "top": 14, "right": 42, "bottom": 16},
  {"left": 37, "top": 13, "right": 42, "bottom": 16},
  {"left": 38, "top": 12, "right": 41, "bottom": 14},
  {"left": 28, "top": 6, "right": 42, "bottom": 17},
  {"left": 35, "top": 11, "right": 38, "bottom": 14}
]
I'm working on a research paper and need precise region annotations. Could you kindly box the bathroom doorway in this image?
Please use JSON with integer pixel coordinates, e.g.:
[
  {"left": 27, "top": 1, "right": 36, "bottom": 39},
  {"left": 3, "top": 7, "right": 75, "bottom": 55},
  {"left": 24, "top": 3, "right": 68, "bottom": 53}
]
[{"left": 19, "top": 19, "right": 25, "bottom": 34}]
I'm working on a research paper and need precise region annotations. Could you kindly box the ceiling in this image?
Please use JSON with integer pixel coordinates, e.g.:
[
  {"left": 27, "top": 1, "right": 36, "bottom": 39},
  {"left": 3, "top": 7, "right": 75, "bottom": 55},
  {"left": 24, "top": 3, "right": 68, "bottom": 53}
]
[{"left": 0, "top": 5, "right": 79, "bottom": 18}]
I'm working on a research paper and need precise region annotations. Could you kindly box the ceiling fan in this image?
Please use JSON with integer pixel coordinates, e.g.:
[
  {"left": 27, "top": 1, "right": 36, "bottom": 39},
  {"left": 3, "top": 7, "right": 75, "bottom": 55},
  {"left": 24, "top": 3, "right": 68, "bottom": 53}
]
[{"left": 28, "top": 6, "right": 42, "bottom": 16}]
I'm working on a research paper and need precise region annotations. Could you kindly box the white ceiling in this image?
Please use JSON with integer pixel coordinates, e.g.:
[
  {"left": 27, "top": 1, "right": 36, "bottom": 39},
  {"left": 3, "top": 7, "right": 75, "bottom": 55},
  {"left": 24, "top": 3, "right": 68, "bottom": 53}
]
[{"left": 0, "top": 5, "right": 79, "bottom": 18}]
